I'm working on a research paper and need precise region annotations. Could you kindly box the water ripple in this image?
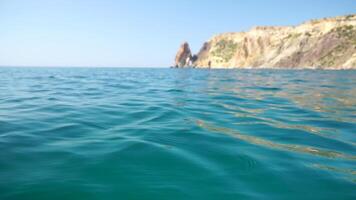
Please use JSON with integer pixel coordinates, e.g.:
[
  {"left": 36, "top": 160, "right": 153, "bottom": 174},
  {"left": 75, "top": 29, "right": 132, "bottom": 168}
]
[{"left": 0, "top": 67, "right": 355, "bottom": 199}]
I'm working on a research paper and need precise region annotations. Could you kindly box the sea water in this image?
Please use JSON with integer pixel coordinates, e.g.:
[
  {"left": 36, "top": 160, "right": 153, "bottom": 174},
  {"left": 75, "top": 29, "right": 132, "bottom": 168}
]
[{"left": 0, "top": 67, "right": 355, "bottom": 199}]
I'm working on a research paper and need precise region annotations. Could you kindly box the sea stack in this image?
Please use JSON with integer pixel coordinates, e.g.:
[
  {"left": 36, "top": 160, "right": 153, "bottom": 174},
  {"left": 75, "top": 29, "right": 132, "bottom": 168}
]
[{"left": 174, "top": 42, "right": 192, "bottom": 68}]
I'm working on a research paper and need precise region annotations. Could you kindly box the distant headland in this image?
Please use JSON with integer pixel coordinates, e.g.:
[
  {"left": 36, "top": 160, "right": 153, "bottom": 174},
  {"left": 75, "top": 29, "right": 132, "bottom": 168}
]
[{"left": 173, "top": 14, "right": 356, "bottom": 69}]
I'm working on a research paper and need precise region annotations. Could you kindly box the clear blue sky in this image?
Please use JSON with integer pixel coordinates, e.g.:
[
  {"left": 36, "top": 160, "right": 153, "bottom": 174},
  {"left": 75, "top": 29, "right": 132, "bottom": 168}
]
[{"left": 0, "top": 0, "right": 355, "bottom": 67}]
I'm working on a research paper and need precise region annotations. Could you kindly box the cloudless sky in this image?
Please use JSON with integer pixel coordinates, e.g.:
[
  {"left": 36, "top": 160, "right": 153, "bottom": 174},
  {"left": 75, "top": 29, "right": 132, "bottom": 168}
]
[{"left": 0, "top": 0, "right": 355, "bottom": 67}]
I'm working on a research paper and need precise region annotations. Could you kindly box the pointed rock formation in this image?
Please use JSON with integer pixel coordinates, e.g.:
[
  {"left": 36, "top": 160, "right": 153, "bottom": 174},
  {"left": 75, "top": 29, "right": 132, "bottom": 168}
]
[{"left": 174, "top": 42, "right": 192, "bottom": 68}]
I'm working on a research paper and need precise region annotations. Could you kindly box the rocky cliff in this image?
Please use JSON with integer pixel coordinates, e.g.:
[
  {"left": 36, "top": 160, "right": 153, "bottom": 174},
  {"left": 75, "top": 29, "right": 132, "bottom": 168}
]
[
  {"left": 174, "top": 14, "right": 356, "bottom": 69},
  {"left": 174, "top": 42, "right": 192, "bottom": 68}
]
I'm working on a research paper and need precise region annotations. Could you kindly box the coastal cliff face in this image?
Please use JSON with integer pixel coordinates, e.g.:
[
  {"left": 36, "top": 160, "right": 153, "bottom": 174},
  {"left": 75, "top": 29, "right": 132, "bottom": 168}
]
[{"left": 175, "top": 14, "right": 356, "bottom": 69}]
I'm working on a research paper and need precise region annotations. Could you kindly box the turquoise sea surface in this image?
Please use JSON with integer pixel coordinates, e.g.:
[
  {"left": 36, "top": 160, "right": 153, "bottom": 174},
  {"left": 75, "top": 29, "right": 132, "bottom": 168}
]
[{"left": 0, "top": 67, "right": 355, "bottom": 199}]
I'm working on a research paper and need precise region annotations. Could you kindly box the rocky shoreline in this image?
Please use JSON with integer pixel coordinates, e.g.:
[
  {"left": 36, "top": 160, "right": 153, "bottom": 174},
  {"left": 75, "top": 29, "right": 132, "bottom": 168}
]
[{"left": 173, "top": 14, "right": 356, "bottom": 70}]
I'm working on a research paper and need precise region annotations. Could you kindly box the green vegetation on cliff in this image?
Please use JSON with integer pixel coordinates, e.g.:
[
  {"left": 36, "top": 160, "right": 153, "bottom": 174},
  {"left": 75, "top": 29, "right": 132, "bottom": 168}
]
[{"left": 211, "top": 39, "right": 238, "bottom": 63}]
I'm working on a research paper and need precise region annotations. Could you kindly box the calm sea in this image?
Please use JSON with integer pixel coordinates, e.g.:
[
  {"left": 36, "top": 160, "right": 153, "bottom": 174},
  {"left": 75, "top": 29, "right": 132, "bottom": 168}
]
[{"left": 0, "top": 67, "right": 355, "bottom": 199}]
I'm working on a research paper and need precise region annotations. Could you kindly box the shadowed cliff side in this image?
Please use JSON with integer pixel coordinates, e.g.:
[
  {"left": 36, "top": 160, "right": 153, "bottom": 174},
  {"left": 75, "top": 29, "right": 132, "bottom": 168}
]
[{"left": 174, "top": 14, "right": 356, "bottom": 69}]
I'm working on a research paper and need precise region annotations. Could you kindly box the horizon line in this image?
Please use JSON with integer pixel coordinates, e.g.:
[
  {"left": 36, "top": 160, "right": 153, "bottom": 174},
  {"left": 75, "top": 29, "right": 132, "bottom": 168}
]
[{"left": 0, "top": 65, "right": 170, "bottom": 68}]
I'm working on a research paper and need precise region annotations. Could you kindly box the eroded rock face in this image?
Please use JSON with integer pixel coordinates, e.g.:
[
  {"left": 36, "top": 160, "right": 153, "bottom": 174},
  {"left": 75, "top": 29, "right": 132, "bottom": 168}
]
[
  {"left": 176, "top": 14, "right": 356, "bottom": 69},
  {"left": 174, "top": 42, "right": 192, "bottom": 68}
]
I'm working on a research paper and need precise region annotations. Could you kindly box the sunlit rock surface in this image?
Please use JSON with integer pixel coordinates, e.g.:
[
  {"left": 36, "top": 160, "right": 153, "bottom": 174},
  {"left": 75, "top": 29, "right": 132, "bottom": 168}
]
[{"left": 175, "top": 14, "right": 356, "bottom": 69}]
